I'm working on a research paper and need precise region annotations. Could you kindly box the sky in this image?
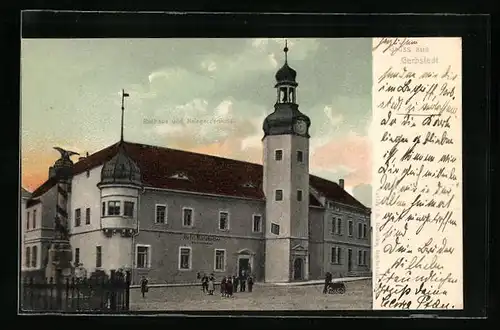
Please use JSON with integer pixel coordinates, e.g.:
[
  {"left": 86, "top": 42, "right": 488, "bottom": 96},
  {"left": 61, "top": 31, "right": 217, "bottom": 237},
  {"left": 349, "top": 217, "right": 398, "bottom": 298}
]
[{"left": 21, "top": 38, "right": 373, "bottom": 207}]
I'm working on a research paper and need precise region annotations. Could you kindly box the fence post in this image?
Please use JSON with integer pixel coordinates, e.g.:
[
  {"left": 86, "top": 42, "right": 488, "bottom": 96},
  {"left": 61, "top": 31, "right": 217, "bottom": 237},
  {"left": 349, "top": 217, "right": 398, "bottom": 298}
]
[
  {"left": 125, "top": 271, "right": 131, "bottom": 311},
  {"left": 55, "top": 269, "right": 63, "bottom": 310},
  {"left": 29, "top": 277, "right": 34, "bottom": 310},
  {"left": 109, "top": 270, "right": 116, "bottom": 311}
]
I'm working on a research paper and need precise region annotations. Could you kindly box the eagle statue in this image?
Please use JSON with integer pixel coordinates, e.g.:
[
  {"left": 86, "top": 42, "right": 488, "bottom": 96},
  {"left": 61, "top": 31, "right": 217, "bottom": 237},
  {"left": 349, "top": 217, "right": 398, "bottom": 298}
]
[{"left": 53, "top": 147, "right": 80, "bottom": 160}]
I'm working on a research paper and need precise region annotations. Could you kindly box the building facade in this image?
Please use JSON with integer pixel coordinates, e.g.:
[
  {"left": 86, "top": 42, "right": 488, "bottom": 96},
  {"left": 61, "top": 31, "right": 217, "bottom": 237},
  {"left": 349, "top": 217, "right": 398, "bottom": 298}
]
[{"left": 21, "top": 49, "right": 371, "bottom": 284}]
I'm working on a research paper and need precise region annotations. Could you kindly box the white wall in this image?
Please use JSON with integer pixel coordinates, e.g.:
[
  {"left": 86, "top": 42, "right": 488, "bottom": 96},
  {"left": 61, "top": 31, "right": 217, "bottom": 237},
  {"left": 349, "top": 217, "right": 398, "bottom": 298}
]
[
  {"left": 23, "top": 203, "right": 43, "bottom": 271},
  {"left": 70, "top": 166, "right": 103, "bottom": 234},
  {"left": 71, "top": 230, "right": 133, "bottom": 274}
]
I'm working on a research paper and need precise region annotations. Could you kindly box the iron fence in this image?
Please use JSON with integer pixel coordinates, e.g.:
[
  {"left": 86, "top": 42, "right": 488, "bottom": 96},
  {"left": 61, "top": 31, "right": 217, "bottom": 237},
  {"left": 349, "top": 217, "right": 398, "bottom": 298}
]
[{"left": 21, "top": 271, "right": 130, "bottom": 313}]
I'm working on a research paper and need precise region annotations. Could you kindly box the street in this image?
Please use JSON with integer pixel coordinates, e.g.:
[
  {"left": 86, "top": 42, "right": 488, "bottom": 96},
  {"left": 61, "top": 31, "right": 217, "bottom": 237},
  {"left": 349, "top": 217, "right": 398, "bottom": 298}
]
[{"left": 130, "top": 279, "right": 372, "bottom": 310}]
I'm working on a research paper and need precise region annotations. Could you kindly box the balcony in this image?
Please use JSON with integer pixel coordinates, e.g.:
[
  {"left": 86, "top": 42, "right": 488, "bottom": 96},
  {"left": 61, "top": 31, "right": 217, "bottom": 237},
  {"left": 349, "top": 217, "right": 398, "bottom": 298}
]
[{"left": 101, "top": 216, "right": 137, "bottom": 231}]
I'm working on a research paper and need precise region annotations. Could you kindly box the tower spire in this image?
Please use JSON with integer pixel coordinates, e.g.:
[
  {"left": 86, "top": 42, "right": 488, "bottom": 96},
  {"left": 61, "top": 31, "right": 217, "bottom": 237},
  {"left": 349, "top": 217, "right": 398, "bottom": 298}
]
[
  {"left": 284, "top": 39, "right": 289, "bottom": 63},
  {"left": 120, "top": 89, "right": 129, "bottom": 142}
]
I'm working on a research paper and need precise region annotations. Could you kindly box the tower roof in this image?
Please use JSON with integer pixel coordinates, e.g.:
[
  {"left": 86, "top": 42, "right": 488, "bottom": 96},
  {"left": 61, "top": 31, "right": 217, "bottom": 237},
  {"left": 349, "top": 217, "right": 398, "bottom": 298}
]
[
  {"left": 275, "top": 62, "right": 297, "bottom": 84},
  {"left": 274, "top": 41, "right": 297, "bottom": 85},
  {"left": 100, "top": 142, "right": 141, "bottom": 186}
]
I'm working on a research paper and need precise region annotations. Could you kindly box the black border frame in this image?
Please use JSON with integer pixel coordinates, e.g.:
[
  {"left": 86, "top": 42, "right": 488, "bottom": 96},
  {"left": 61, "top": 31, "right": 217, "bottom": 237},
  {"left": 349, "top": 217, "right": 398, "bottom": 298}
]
[{"left": 3, "top": 8, "right": 493, "bottom": 327}]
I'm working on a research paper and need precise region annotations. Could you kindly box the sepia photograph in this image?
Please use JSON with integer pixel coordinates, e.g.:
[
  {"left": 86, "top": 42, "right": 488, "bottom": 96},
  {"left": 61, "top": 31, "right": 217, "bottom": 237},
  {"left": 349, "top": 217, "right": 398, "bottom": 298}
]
[{"left": 20, "top": 36, "right": 374, "bottom": 312}]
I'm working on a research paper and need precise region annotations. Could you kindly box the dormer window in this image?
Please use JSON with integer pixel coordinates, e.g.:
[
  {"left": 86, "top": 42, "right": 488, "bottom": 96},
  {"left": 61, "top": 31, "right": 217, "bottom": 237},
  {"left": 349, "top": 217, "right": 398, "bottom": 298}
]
[
  {"left": 170, "top": 172, "right": 189, "bottom": 180},
  {"left": 242, "top": 182, "right": 256, "bottom": 188}
]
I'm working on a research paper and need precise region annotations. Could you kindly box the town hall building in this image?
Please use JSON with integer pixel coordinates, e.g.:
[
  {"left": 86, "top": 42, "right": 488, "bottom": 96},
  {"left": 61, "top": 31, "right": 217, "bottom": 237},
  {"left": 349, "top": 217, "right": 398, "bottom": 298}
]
[{"left": 21, "top": 45, "right": 371, "bottom": 285}]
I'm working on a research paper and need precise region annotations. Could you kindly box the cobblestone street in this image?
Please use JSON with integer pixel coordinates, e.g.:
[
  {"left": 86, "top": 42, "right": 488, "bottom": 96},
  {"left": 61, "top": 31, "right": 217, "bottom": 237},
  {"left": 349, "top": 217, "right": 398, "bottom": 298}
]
[{"left": 130, "top": 279, "right": 372, "bottom": 311}]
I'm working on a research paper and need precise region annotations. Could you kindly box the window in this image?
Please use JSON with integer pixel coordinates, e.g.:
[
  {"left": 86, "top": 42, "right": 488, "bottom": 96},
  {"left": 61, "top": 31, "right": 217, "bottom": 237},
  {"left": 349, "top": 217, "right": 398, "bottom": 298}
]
[
  {"left": 348, "top": 220, "right": 354, "bottom": 236},
  {"left": 155, "top": 204, "right": 167, "bottom": 223},
  {"left": 124, "top": 202, "right": 134, "bottom": 217},
  {"left": 358, "top": 223, "right": 363, "bottom": 238},
  {"left": 331, "top": 247, "right": 341, "bottom": 264},
  {"left": 32, "top": 210, "right": 37, "bottom": 229},
  {"left": 363, "top": 224, "right": 367, "bottom": 239},
  {"left": 333, "top": 217, "right": 342, "bottom": 235},
  {"left": 96, "top": 246, "right": 102, "bottom": 268},
  {"left": 179, "top": 247, "right": 192, "bottom": 270},
  {"left": 32, "top": 246, "right": 37, "bottom": 268},
  {"left": 271, "top": 223, "right": 280, "bottom": 235},
  {"left": 74, "top": 208, "right": 81, "bottom": 227},
  {"left": 26, "top": 212, "right": 30, "bottom": 230},
  {"left": 219, "top": 211, "right": 229, "bottom": 230},
  {"left": 297, "top": 150, "right": 304, "bottom": 163},
  {"left": 108, "top": 201, "right": 121, "bottom": 216},
  {"left": 357, "top": 250, "right": 363, "bottom": 265},
  {"left": 136, "top": 245, "right": 150, "bottom": 269},
  {"left": 25, "top": 247, "right": 30, "bottom": 268},
  {"left": 297, "top": 190, "right": 303, "bottom": 201},
  {"left": 85, "top": 208, "right": 91, "bottom": 225},
  {"left": 274, "top": 149, "right": 283, "bottom": 161},
  {"left": 252, "top": 214, "right": 262, "bottom": 233},
  {"left": 74, "top": 248, "right": 80, "bottom": 266},
  {"left": 182, "top": 208, "right": 193, "bottom": 227},
  {"left": 275, "top": 189, "right": 283, "bottom": 201},
  {"left": 363, "top": 250, "right": 368, "bottom": 266},
  {"left": 102, "top": 202, "right": 106, "bottom": 216},
  {"left": 214, "top": 249, "right": 226, "bottom": 271}
]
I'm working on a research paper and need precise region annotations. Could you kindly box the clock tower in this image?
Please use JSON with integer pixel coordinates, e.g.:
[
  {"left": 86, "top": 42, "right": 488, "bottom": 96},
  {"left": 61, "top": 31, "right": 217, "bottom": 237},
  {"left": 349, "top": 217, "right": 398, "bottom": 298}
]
[{"left": 262, "top": 41, "right": 311, "bottom": 283}]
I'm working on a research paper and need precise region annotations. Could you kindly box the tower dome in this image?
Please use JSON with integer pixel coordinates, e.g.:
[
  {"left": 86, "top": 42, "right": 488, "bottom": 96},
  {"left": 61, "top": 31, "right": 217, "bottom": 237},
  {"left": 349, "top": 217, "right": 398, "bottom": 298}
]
[
  {"left": 100, "top": 143, "right": 141, "bottom": 186},
  {"left": 275, "top": 62, "right": 297, "bottom": 84}
]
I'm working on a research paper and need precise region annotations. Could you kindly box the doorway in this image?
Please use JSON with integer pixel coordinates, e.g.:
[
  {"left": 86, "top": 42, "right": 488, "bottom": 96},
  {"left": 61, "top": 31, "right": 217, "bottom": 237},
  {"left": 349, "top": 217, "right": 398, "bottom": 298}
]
[
  {"left": 293, "top": 258, "right": 303, "bottom": 280},
  {"left": 238, "top": 257, "right": 250, "bottom": 277},
  {"left": 347, "top": 249, "right": 352, "bottom": 272}
]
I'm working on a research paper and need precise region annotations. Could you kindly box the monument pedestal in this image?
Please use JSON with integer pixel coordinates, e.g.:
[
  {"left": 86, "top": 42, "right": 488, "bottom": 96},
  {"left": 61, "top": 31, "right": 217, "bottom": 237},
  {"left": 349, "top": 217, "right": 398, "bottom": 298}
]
[{"left": 45, "top": 240, "right": 73, "bottom": 281}]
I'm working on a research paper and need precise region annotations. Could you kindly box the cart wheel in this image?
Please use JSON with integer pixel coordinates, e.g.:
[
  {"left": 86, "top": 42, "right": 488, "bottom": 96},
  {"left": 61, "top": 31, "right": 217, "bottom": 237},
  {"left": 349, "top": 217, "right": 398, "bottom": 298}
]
[{"left": 338, "top": 286, "right": 346, "bottom": 294}]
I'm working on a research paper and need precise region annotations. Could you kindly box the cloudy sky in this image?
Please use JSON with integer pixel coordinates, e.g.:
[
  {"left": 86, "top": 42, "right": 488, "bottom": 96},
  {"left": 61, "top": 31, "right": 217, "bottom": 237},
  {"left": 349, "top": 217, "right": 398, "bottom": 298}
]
[{"left": 21, "top": 38, "right": 372, "bottom": 207}]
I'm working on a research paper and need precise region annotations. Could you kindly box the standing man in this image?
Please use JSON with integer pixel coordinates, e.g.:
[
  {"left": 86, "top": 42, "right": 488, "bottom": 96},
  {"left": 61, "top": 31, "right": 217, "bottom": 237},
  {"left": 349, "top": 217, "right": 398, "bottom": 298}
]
[
  {"left": 323, "top": 272, "right": 332, "bottom": 294},
  {"left": 140, "top": 276, "right": 149, "bottom": 298}
]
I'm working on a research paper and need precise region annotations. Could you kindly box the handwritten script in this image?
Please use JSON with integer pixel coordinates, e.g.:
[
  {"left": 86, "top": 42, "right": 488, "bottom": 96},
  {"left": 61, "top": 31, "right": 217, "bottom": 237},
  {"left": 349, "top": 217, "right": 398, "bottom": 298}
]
[{"left": 372, "top": 38, "right": 463, "bottom": 310}]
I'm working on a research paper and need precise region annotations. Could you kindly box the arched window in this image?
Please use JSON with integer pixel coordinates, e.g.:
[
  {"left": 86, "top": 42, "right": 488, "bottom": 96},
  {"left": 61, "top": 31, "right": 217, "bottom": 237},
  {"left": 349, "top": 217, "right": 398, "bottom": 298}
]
[
  {"left": 32, "top": 246, "right": 38, "bottom": 268},
  {"left": 289, "top": 88, "right": 295, "bottom": 103},
  {"left": 280, "top": 87, "right": 288, "bottom": 102},
  {"left": 25, "top": 247, "right": 30, "bottom": 268}
]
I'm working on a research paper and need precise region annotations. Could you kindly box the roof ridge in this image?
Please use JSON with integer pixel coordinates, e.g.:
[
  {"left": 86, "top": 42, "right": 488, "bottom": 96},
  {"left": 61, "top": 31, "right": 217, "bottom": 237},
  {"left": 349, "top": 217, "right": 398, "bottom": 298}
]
[{"left": 123, "top": 140, "right": 263, "bottom": 167}]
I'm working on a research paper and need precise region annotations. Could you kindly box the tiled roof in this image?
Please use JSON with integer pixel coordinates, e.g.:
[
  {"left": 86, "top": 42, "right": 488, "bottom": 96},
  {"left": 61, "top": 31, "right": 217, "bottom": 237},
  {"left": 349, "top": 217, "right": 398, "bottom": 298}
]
[{"left": 28, "top": 141, "right": 368, "bottom": 211}]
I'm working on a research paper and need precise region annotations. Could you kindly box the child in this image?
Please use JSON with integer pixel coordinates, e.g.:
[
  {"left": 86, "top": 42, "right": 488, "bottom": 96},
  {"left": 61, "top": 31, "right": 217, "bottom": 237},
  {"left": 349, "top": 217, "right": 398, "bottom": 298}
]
[
  {"left": 140, "top": 276, "right": 149, "bottom": 298},
  {"left": 208, "top": 275, "right": 215, "bottom": 295}
]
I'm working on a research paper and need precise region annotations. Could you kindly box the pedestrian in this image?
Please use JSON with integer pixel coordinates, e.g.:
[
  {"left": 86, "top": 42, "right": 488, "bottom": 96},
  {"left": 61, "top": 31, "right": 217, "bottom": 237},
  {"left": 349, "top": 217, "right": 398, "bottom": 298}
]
[
  {"left": 226, "top": 277, "right": 233, "bottom": 297},
  {"left": 247, "top": 275, "right": 254, "bottom": 292},
  {"left": 323, "top": 272, "right": 332, "bottom": 294},
  {"left": 240, "top": 273, "right": 246, "bottom": 292},
  {"left": 140, "top": 276, "right": 149, "bottom": 298},
  {"left": 233, "top": 275, "right": 239, "bottom": 292},
  {"left": 201, "top": 273, "right": 209, "bottom": 293},
  {"left": 220, "top": 276, "right": 227, "bottom": 297},
  {"left": 208, "top": 275, "right": 215, "bottom": 295}
]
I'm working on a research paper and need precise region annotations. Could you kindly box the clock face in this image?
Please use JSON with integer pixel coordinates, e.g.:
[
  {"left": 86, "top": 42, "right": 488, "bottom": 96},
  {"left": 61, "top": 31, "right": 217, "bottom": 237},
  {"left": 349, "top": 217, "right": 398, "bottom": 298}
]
[{"left": 294, "top": 120, "right": 307, "bottom": 135}]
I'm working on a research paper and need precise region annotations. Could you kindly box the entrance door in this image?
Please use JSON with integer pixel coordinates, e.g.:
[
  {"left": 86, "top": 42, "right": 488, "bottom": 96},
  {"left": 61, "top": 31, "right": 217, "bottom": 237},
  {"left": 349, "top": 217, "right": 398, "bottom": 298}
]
[
  {"left": 238, "top": 258, "right": 250, "bottom": 277},
  {"left": 347, "top": 249, "right": 352, "bottom": 272},
  {"left": 293, "top": 258, "right": 303, "bottom": 280}
]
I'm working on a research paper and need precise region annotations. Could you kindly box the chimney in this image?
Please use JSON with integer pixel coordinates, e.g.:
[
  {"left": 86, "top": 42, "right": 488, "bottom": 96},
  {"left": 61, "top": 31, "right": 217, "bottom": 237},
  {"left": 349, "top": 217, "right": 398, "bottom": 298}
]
[{"left": 339, "top": 178, "right": 344, "bottom": 189}]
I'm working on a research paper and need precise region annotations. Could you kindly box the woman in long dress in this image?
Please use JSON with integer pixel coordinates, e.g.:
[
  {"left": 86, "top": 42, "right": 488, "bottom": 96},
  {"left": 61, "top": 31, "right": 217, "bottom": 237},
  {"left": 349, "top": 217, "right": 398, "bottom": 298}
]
[{"left": 208, "top": 276, "right": 215, "bottom": 295}]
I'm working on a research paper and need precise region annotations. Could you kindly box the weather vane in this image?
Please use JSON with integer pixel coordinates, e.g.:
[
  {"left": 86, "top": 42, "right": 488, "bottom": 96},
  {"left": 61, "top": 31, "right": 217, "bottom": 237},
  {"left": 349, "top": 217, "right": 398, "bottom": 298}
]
[
  {"left": 284, "top": 39, "right": 289, "bottom": 63},
  {"left": 121, "top": 89, "right": 130, "bottom": 141}
]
